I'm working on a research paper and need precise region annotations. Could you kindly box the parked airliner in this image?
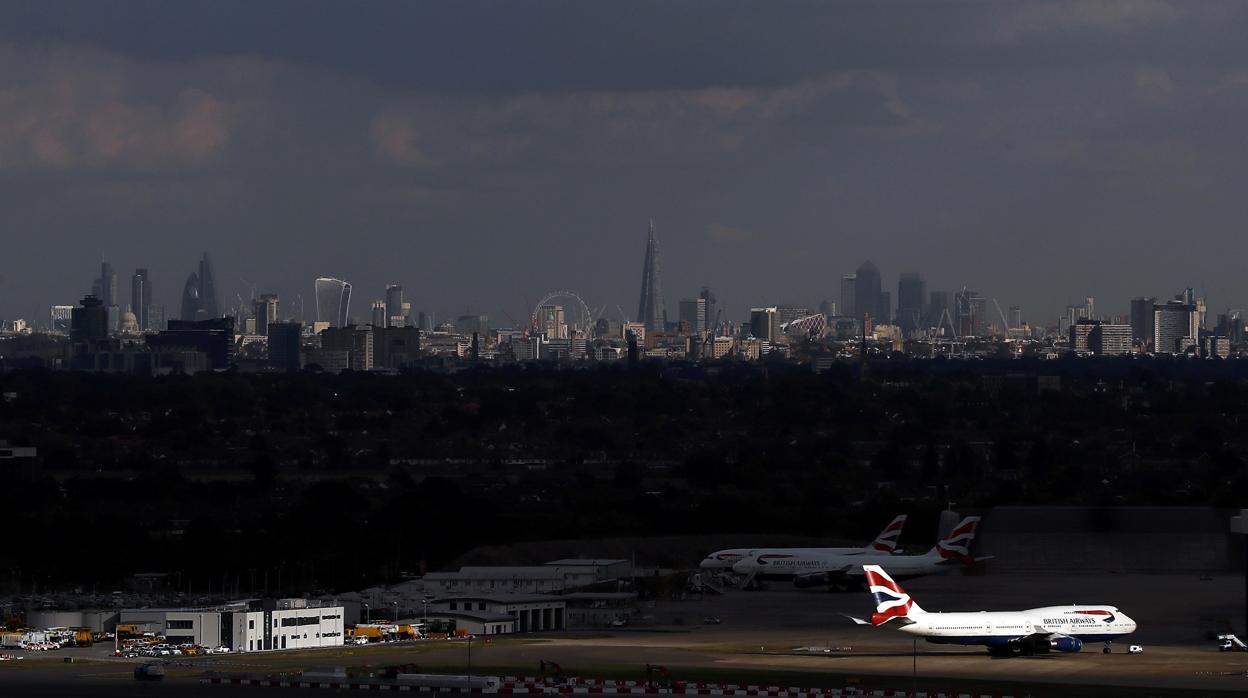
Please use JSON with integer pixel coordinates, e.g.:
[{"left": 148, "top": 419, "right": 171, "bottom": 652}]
[
  {"left": 848, "top": 565, "right": 1137, "bottom": 656},
  {"left": 730, "top": 516, "right": 983, "bottom": 589},
  {"left": 698, "top": 515, "right": 907, "bottom": 570}
]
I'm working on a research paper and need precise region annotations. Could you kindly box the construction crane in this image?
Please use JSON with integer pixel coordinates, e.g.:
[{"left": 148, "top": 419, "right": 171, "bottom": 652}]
[
  {"left": 992, "top": 298, "right": 1010, "bottom": 339},
  {"left": 616, "top": 304, "right": 629, "bottom": 323}
]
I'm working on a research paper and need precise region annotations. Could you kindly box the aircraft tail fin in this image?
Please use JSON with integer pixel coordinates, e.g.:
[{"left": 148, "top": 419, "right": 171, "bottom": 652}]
[
  {"left": 865, "top": 514, "right": 907, "bottom": 553},
  {"left": 929, "top": 515, "right": 981, "bottom": 565},
  {"left": 863, "top": 565, "right": 924, "bottom": 626}
]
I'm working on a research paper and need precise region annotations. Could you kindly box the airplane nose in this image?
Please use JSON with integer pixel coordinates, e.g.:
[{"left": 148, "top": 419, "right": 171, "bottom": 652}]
[{"left": 699, "top": 559, "right": 715, "bottom": 569}]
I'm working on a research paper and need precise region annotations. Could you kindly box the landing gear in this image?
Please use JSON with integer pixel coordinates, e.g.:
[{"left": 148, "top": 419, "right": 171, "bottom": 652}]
[{"left": 1102, "top": 642, "right": 1113, "bottom": 654}]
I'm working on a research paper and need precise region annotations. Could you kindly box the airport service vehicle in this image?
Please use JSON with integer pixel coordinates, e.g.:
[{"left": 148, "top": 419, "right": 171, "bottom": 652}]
[
  {"left": 848, "top": 565, "right": 1138, "bottom": 656},
  {"left": 1217, "top": 634, "right": 1247, "bottom": 651},
  {"left": 732, "top": 516, "right": 984, "bottom": 589},
  {"left": 699, "top": 515, "right": 907, "bottom": 570}
]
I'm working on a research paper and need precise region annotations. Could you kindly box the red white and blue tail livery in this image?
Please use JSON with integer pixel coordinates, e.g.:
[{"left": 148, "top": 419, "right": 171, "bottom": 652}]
[
  {"left": 935, "top": 516, "right": 980, "bottom": 564},
  {"left": 869, "top": 515, "right": 907, "bottom": 553},
  {"left": 864, "top": 565, "right": 924, "bottom": 625},
  {"left": 849, "top": 564, "right": 1138, "bottom": 656}
]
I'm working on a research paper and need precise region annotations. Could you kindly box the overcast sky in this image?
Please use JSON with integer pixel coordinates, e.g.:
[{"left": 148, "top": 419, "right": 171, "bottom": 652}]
[{"left": 3, "top": 0, "right": 1248, "bottom": 328}]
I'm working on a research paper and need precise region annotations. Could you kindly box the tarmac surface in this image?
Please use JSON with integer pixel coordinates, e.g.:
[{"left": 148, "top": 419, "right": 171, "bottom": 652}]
[{"left": 2, "top": 571, "right": 1246, "bottom": 696}]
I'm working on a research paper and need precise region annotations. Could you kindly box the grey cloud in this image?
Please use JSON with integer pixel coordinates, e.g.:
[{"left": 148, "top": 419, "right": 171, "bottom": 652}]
[{"left": 4, "top": 3, "right": 1248, "bottom": 328}]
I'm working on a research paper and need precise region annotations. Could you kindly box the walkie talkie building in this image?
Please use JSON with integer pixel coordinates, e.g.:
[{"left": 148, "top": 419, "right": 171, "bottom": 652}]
[{"left": 315, "top": 277, "right": 352, "bottom": 328}]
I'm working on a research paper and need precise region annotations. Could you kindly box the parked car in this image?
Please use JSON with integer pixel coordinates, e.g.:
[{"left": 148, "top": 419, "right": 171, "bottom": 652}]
[{"left": 702, "top": 617, "right": 722, "bottom": 625}]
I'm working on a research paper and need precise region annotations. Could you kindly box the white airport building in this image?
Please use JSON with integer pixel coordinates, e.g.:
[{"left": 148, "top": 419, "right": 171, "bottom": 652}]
[{"left": 115, "top": 599, "right": 345, "bottom": 652}]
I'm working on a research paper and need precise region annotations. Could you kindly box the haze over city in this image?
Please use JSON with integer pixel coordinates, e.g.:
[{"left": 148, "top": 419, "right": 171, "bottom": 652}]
[{"left": 5, "top": 1, "right": 1248, "bottom": 326}]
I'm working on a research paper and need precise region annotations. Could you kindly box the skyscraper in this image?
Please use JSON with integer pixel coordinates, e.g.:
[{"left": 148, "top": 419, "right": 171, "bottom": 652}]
[
  {"left": 253, "top": 294, "right": 279, "bottom": 336},
  {"left": 678, "top": 298, "right": 707, "bottom": 335},
  {"left": 1129, "top": 297, "right": 1156, "bottom": 347},
  {"left": 180, "top": 272, "right": 201, "bottom": 321},
  {"left": 131, "top": 268, "right": 151, "bottom": 330},
  {"left": 955, "top": 288, "right": 987, "bottom": 337},
  {"left": 50, "top": 305, "right": 74, "bottom": 333},
  {"left": 98, "top": 262, "right": 117, "bottom": 308},
  {"left": 840, "top": 274, "right": 856, "bottom": 318},
  {"left": 314, "top": 278, "right": 352, "bottom": 328},
  {"left": 699, "top": 286, "right": 717, "bottom": 335},
  {"left": 268, "top": 322, "right": 303, "bottom": 372},
  {"left": 1153, "top": 298, "right": 1195, "bottom": 354},
  {"left": 197, "top": 253, "right": 220, "bottom": 319},
  {"left": 70, "top": 295, "right": 108, "bottom": 352},
  {"left": 854, "top": 260, "right": 883, "bottom": 323},
  {"left": 385, "top": 284, "right": 405, "bottom": 327},
  {"left": 371, "top": 301, "right": 387, "bottom": 328},
  {"left": 636, "top": 220, "right": 666, "bottom": 332},
  {"left": 896, "top": 272, "right": 925, "bottom": 337}
]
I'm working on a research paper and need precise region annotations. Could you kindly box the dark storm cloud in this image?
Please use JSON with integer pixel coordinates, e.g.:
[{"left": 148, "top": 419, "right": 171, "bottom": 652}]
[{"left": 3, "top": 1, "right": 1248, "bottom": 327}]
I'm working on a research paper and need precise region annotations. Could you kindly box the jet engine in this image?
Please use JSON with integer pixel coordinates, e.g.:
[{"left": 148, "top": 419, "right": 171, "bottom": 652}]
[{"left": 1050, "top": 636, "right": 1084, "bottom": 653}]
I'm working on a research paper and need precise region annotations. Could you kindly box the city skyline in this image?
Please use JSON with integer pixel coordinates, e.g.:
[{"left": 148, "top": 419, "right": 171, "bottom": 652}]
[{"left": 5, "top": 3, "right": 1248, "bottom": 327}]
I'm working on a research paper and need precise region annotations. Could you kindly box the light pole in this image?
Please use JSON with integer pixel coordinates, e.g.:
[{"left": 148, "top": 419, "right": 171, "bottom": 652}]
[
  {"left": 1232, "top": 510, "right": 1248, "bottom": 638},
  {"left": 421, "top": 599, "right": 430, "bottom": 637},
  {"left": 392, "top": 601, "right": 398, "bottom": 624}
]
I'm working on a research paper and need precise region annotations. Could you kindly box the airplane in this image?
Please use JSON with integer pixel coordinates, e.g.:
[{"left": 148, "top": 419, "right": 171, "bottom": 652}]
[
  {"left": 731, "top": 516, "right": 984, "bottom": 589},
  {"left": 698, "top": 515, "right": 907, "bottom": 571},
  {"left": 848, "top": 564, "right": 1137, "bottom": 656}
]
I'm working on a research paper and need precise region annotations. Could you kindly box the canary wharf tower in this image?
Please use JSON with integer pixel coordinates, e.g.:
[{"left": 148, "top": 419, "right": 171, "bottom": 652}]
[{"left": 636, "top": 220, "right": 666, "bottom": 332}]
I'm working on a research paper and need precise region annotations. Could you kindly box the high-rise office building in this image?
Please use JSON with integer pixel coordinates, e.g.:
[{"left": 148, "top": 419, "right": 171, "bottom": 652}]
[
  {"left": 147, "top": 304, "right": 166, "bottom": 332},
  {"left": 819, "top": 299, "right": 837, "bottom": 319},
  {"left": 253, "top": 294, "right": 279, "bottom": 336},
  {"left": 314, "top": 278, "right": 352, "bottom": 328},
  {"left": 636, "top": 220, "right": 666, "bottom": 332},
  {"left": 840, "top": 274, "right": 856, "bottom": 318},
  {"left": 1153, "top": 299, "right": 1195, "bottom": 354},
  {"left": 50, "top": 305, "right": 74, "bottom": 333},
  {"left": 197, "top": 253, "right": 220, "bottom": 319},
  {"left": 268, "top": 322, "right": 303, "bottom": 372},
  {"left": 131, "top": 269, "right": 151, "bottom": 330},
  {"left": 98, "top": 262, "right": 117, "bottom": 309},
  {"left": 896, "top": 273, "right": 925, "bottom": 336},
  {"left": 320, "top": 325, "right": 373, "bottom": 371},
  {"left": 70, "top": 295, "right": 108, "bottom": 356},
  {"left": 854, "top": 260, "right": 883, "bottom": 323},
  {"left": 385, "top": 284, "right": 405, "bottom": 327},
  {"left": 955, "top": 288, "right": 987, "bottom": 337},
  {"left": 699, "top": 287, "right": 717, "bottom": 335},
  {"left": 1007, "top": 305, "right": 1022, "bottom": 330},
  {"left": 1070, "top": 319, "right": 1099, "bottom": 353},
  {"left": 180, "top": 272, "right": 201, "bottom": 321},
  {"left": 1092, "top": 324, "right": 1133, "bottom": 356},
  {"left": 371, "top": 301, "right": 387, "bottom": 328},
  {"left": 1129, "top": 297, "right": 1156, "bottom": 346},
  {"left": 538, "top": 305, "right": 567, "bottom": 339},
  {"left": 749, "top": 307, "right": 779, "bottom": 342},
  {"left": 679, "top": 298, "right": 707, "bottom": 336}
]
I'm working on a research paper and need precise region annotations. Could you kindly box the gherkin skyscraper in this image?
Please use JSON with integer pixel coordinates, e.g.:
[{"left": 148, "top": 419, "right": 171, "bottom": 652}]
[{"left": 636, "top": 219, "right": 666, "bottom": 332}]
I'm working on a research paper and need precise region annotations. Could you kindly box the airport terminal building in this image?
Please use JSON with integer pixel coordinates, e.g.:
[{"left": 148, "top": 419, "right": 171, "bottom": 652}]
[{"left": 112, "top": 600, "right": 345, "bottom": 652}]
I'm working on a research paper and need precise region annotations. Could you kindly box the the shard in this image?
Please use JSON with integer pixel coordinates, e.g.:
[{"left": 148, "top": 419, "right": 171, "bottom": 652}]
[{"left": 636, "top": 219, "right": 666, "bottom": 332}]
